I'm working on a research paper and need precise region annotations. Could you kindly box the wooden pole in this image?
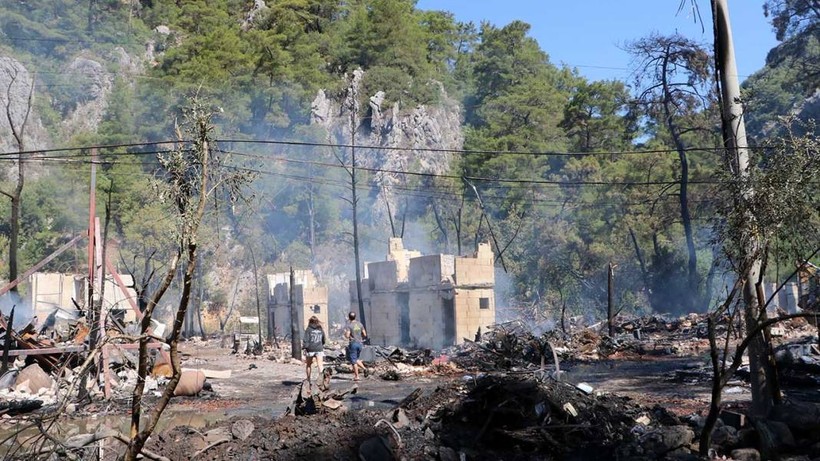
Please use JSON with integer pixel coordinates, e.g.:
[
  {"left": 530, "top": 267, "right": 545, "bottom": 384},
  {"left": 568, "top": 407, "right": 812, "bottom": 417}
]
[
  {"left": 290, "top": 267, "right": 301, "bottom": 360},
  {"left": 713, "top": 0, "right": 769, "bottom": 417},
  {"left": 251, "top": 249, "right": 262, "bottom": 348},
  {"left": 87, "top": 148, "right": 97, "bottom": 316},
  {"left": 1, "top": 306, "right": 15, "bottom": 374},
  {"left": 0, "top": 234, "right": 86, "bottom": 297},
  {"left": 607, "top": 262, "right": 614, "bottom": 337}
]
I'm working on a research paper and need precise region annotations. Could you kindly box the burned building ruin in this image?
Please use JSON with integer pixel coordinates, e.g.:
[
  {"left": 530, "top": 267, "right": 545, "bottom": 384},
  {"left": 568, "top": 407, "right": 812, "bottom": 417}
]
[
  {"left": 266, "top": 270, "right": 329, "bottom": 340},
  {"left": 350, "top": 238, "right": 495, "bottom": 349}
]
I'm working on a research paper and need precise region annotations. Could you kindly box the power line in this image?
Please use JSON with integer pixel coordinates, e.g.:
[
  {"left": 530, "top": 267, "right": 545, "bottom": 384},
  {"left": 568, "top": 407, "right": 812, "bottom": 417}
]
[
  {"left": 0, "top": 142, "right": 725, "bottom": 188},
  {"left": 219, "top": 148, "right": 722, "bottom": 186},
  {"left": 0, "top": 141, "right": 182, "bottom": 158},
  {"left": 217, "top": 157, "right": 722, "bottom": 209},
  {"left": 216, "top": 138, "right": 752, "bottom": 157}
]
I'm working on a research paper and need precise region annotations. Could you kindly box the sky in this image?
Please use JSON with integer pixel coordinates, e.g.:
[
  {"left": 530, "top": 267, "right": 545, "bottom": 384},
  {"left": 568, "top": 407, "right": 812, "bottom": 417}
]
[{"left": 415, "top": 1, "right": 779, "bottom": 83}]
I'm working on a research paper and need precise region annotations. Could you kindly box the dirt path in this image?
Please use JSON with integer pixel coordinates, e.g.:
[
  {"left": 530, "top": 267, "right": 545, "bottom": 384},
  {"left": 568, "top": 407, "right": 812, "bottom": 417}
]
[{"left": 174, "top": 338, "right": 448, "bottom": 418}]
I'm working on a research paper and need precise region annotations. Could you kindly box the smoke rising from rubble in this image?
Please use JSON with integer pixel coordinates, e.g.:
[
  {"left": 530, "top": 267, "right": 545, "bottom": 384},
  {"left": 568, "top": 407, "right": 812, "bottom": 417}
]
[
  {"left": 0, "top": 290, "right": 33, "bottom": 329},
  {"left": 493, "top": 268, "right": 516, "bottom": 323}
]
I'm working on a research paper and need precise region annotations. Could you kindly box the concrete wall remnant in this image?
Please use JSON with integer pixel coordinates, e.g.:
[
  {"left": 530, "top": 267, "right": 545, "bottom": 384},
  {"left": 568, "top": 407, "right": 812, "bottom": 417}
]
[
  {"left": 266, "top": 270, "right": 329, "bottom": 340},
  {"left": 27, "top": 272, "right": 138, "bottom": 324},
  {"left": 351, "top": 239, "right": 495, "bottom": 349}
]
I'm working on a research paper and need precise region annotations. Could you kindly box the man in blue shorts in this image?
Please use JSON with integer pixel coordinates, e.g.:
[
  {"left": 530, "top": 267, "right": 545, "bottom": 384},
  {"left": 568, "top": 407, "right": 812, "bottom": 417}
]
[{"left": 344, "top": 312, "right": 368, "bottom": 381}]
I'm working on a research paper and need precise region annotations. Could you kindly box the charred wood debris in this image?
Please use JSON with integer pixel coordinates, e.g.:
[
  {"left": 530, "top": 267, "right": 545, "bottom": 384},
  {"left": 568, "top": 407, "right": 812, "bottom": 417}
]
[
  {"left": 0, "top": 311, "right": 215, "bottom": 424},
  {"left": 3, "top": 308, "right": 820, "bottom": 460},
  {"left": 255, "top": 313, "right": 820, "bottom": 460}
]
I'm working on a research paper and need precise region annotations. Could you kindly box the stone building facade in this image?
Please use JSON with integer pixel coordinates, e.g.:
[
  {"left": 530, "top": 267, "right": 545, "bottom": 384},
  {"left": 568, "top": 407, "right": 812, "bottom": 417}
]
[
  {"left": 266, "top": 270, "right": 329, "bottom": 340},
  {"left": 350, "top": 238, "right": 495, "bottom": 349}
]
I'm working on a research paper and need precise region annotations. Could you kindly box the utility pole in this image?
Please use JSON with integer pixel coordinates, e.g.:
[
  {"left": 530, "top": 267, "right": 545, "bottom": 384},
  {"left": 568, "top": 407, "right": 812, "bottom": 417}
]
[
  {"left": 289, "top": 266, "right": 301, "bottom": 360},
  {"left": 87, "top": 148, "right": 97, "bottom": 322},
  {"left": 349, "top": 77, "right": 366, "bottom": 329},
  {"left": 607, "top": 262, "right": 615, "bottom": 337},
  {"left": 251, "top": 249, "right": 263, "bottom": 349},
  {"left": 712, "top": 0, "right": 771, "bottom": 416}
]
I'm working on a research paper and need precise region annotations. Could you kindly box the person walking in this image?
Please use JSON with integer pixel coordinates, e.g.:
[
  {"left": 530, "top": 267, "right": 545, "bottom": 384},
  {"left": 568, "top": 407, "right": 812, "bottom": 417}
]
[
  {"left": 343, "top": 312, "right": 368, "bottom": 381},
  {"left": 302, "top": 316, "right": 326, "bottom": 384}
]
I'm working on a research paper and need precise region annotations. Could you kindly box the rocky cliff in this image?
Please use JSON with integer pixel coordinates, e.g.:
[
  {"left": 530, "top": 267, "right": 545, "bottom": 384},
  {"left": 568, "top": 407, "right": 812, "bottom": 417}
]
[
  {"left": 0, "top": 56, "right": 49, "bottom": 155},
  {"left": 310, "top": 69, "right": 463, "bottom": 229}
]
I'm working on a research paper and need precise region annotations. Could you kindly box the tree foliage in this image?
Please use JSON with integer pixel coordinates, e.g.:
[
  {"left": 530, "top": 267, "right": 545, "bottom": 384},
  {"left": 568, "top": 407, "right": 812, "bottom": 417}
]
[
  {"left": 764, "top": 0, "right": 820, "bottom": 41},
  {"left": 0, "top": 0, "right": 813, "bottom": 330}
]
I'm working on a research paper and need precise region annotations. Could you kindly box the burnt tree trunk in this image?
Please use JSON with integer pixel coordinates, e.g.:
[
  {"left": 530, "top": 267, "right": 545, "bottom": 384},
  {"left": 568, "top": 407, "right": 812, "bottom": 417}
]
[
  {"left": 126, "top": 104, "right": 232, "bottom": 461},
  {"left": 607, "top": 262, "right": 615, "bottom": 337},
  {"left": 1, "top": 68, "right": 33, "bottom": 291},
  {"left": 659, "top": 49, "right": 698, "bottom": 312}
]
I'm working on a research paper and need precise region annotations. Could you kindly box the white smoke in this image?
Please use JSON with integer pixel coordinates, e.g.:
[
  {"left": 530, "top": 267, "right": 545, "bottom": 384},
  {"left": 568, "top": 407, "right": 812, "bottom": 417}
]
[{"left": 0, "top": 290, "right": 35, "bottom": 329}]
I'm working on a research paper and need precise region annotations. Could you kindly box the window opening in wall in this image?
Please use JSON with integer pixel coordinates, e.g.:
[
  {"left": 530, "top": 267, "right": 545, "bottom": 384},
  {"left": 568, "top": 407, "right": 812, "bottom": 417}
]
[
  {"left": 312, "top": 305, "right": 321, "bottom": 313},
  {"left": 479, "top": 297, "right": 490, "bottom": 309}
]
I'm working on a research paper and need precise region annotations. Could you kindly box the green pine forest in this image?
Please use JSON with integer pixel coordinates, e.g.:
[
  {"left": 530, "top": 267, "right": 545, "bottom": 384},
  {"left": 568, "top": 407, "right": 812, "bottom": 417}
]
[{"left": 0, "top": 0, "right": 817, "bottom": 325}]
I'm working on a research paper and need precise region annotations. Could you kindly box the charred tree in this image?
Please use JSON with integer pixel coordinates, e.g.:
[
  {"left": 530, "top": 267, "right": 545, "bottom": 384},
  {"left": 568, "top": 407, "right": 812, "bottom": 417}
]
[
  {"left": 350, "top": 107, "right": 366, "bottom": 327},
  {"left": 0, "top": 66, "right": 34, "bottom": 292},
  {"left": 331, "top": 75, "right": 367, "bottom": 328},
  {"left": 628, "top": 33, "right": 714, "bottom": 312},
  {"left": 125, "top": 100, "right": 253, "bottom": 461},
  {"left": 607, "top": 262, "right": 615, "bottom": 337}
]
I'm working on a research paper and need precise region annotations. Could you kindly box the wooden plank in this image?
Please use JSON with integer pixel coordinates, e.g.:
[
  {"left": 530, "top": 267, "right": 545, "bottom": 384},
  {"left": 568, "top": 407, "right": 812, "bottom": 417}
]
[
  {"left": 104, "top": 256, "right": 142, "bottom": 319},
  {"left": 112, "top": 342, "right": 163, "bottom": 350},
  {"left": 0, "top": 234, "right": 86, "bottom": 297},
  {"left": 3, "top": 345, "right": 86, "bottom": 356}
]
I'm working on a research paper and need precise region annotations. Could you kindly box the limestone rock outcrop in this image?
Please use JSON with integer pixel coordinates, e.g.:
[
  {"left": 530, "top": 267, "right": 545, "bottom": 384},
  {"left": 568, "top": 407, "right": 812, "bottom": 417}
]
[{"left": 310, "top": 69, "right": 463, "bottom": 229}]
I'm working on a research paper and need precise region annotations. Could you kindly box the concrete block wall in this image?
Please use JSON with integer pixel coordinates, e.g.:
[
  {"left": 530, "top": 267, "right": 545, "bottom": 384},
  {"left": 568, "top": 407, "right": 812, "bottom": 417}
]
[
  {"left": 408, "top": 290, "right": 446, "bottom": 349},
  {"left": 302, "top": 285, "right": 329, "bottom": 330},
  {"left": 369, "top": 261, "right": 398, "bottom": 291},
  {"left": 455, "top": 243, "right": 495, "bottom": 286},
  {"left": 368, "top": 291, "right": 402, "bottom": 346},
  {"left": 762, "top": 283, "right": 779, "bottom": 316},
  {"left": 28, "top": 273, "right": 78, "bottom": 321},
  {"left": 409, "top": 255, "right": 454, "bottom": 288},
  {"left": 763, "top": 281, "right": 801, "bottom": 314},
  {"left": 272, "top": 283, "right": 290, "bottom": 305},
  {"left": 784, "top": 282, "right": 799, "bottom": 313},
  {"left": 270, "top": 294, "right": 288, "bottom": 340},
  {"left": 349, "top": 279, "right": 372, "bottom": 332},
  {"left": 347, "top": 239, "right": 496, "bottom": 350},
  {"left": 267, "top": 273, "right": 329, "bottom": 339},
  {"left": 28, "top": 272, "right": 138, "bottom": 323},
  {"left": 454, "top": 288, "right": 495, "bottom": 343},
  {"left": 267, "top": 270, "right": 316, "bottom": 292},
  {"left": 387, "top": 237, "right": 421, "bottom": 283}
]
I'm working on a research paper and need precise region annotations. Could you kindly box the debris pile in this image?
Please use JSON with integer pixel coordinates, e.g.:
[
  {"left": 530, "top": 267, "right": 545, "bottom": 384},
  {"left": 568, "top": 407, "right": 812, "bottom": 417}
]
[
  {"left": 285, "top": 374, "right": 357, "bottom": 416},
  {"left": 429, "top": 375, "right": 693, "bottom": 460},
  {"left": 447, "top": 312, "right": 817, "bottom": 371},
  {"left": 0, "top": 315, "right": 84, "bottom": 373},
  {"left": 144, "top": 373, "right": 703, "bottom": 460}
]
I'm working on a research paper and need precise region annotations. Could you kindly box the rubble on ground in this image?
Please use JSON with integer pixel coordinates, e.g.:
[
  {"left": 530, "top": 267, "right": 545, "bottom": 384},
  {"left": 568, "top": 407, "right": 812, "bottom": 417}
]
[
  {"left": 3, "top": 305, "right": 820, "bottom": 459},
  {"left": 145, "top": 373, "right": 705, "bottom": 460}
]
